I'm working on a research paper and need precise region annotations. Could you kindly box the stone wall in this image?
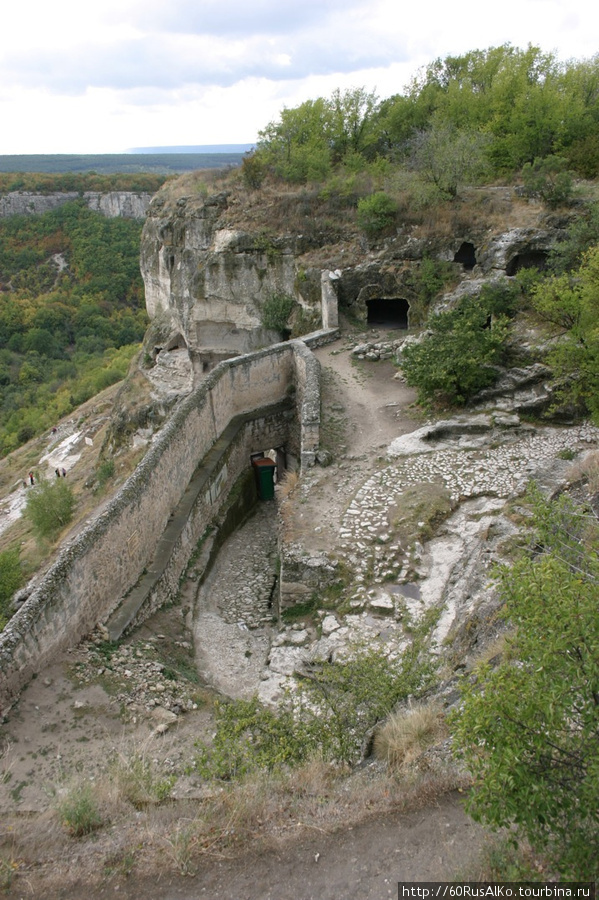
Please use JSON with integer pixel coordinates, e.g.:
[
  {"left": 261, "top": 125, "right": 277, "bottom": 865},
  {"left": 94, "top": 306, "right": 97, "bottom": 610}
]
[
  {"left": 0, "top": 191, "right": 152, "bottom": 219},
  {"left": 0, "top": 337, "right": 330, "bottom": 714}
]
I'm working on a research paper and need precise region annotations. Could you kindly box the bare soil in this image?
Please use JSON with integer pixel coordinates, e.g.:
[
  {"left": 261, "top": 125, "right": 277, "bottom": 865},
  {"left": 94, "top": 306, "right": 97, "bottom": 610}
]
[{"left": 0, "top": 328, "right": 493, "bottom": 899}]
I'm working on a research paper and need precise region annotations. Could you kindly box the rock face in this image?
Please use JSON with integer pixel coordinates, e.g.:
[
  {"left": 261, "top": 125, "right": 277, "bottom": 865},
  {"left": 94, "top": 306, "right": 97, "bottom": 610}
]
[
  {"left": 139, "top": 185, "right": 567, "bottom": 387},
  {"left": 140, "top": 192, "right": 322, "bottom": 380},
  {"left": 0, "top": 191, "right": 152, "bottom": 219}
]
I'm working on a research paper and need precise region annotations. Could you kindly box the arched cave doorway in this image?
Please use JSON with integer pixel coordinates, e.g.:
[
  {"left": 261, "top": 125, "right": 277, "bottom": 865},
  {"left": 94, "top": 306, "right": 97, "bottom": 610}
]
[
  {"left": 506, "top": 250, "right": 548, "bottom": 276},
  {"left": 366, "top": 298, "right": 410, "bottom": 329},
  {"left": 454, "top": 242, "right": 477, "bottom": 271}
]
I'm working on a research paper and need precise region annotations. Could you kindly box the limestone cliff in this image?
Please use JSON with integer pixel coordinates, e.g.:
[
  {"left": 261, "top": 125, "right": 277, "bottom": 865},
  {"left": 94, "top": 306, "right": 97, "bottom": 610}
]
[
  {"left": 0, "top": 191, "right": 152, "bottom": 219},
  {"left": 139, "top": 181, "right": 567, "bottom": 389}
]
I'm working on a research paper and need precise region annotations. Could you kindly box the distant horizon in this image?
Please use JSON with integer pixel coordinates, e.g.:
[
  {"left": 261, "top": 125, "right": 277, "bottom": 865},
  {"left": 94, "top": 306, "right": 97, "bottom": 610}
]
[{"left": 0, "top": 145, "right": 255, "bottom": 159}]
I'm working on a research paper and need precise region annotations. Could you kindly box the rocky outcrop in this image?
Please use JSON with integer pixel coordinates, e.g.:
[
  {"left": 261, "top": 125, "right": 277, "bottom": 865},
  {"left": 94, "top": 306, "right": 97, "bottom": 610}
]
[
  {"left": 140, "top": 192, "right": 324, "bottom": 380},
  {"left": 0, "top": 191, "right": 152, "bottom": 219}
]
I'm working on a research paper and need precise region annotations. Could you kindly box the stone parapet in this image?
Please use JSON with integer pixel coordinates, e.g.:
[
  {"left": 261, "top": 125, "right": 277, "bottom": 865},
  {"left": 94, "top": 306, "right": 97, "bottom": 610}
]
[{"left": 0, "top": 340, "right": 321, "bottom": 714}]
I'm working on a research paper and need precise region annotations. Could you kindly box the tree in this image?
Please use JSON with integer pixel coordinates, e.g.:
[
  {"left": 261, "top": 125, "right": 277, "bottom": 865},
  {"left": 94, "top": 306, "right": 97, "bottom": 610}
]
[
  {"left": 408, "top": 122, "right": 490, "bottom": 197},
  {"left": 400, "top": 295, "right": 509, "bottom": 406},
  {"left": 531, "top": 244, "right": 599, "bottom": 420},
  {"left": 25, "top": 476, "right": 75, "bottom": 541},
  {"left": 451, "top": 489, "right": 599, "bottom": 879}
]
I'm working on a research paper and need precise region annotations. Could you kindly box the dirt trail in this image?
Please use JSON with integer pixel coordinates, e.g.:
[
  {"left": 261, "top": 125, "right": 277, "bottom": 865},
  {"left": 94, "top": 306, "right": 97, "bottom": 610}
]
[{"left": 48, "top": 792, "right": 487, "bottom": 900}]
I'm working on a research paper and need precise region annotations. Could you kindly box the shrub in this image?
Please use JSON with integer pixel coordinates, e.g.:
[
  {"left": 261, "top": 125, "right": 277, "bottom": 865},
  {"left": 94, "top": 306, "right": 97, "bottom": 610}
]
[
  {"left": 56, "top": 783, "right": 103, "bottom": 837},
  {"left": 356, "top": 191, "right": 397, "bottom": 236},
  {"left": 25, "top": 475, "right": 75, "bottom": 541},
  {"left": 521, "top": 156, "right": 574, "bottom": 209},
  {"left": 400, "top": 295, "right": 509, "bottom": 406},
  {"left": 0, "top": 549, "right": 22, "bottom": 629},
  {"left": 193, "top": 643, "right": 434, "bottom": 778},
  {"left": 260, "top": 292, "right": 296, "bottom": 335},
  {"left": 451, "top": 489, "right": 599, "bottom": 880}
]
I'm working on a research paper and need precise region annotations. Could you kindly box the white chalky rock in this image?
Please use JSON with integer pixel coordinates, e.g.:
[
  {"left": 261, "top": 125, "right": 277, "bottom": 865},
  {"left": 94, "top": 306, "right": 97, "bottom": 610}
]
[{"left": 321, "top": 614, "right": 340, "bottom": 635}]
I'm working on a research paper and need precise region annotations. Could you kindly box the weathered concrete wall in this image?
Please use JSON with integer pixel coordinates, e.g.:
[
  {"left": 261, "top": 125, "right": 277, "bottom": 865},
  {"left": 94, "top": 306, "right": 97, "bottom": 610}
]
[
  {"left": 0, "top": 191, "right": 152, "bottom": 219},
  {"left": 0, "top": 339, "right": 326, "bottom": 714}
]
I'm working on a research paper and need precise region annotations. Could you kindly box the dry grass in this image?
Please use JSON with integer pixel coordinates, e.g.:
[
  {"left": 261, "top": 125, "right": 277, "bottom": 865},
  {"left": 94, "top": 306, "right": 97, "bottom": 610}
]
[
  {"left": 569, "top": 449, "right": 599, "bottom": 494},
  {"left": 1, "top": 746, "right": 469, "bottom": 893},
  {"left": 373, "top": 702, "right": 448, "bottom": 773}
]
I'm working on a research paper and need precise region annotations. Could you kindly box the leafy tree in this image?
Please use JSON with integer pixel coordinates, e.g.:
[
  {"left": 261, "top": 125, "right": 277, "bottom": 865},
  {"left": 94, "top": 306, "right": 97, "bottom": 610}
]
[
  {"left": 24, "top": 476, "right": 75, "bottom": 541},
  {"left": 408, "top": 122, "right": 490, "bottom": 197},
  {"left": 451, "top": 489, "right": 599, "bottom": 879},
  {"left": 531, "top": 245, "right": 599, "bottom": 420},
  {"left": 400, "top": 295, "right": 509, "bottom": 406}
]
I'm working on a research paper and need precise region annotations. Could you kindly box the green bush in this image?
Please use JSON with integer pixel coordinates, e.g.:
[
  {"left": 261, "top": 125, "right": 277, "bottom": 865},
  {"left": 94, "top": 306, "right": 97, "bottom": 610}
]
[
  {"left": 56, "top": 783, "right": 103, "bottom": 837},
  {"left": 25, "top": 476, "right": 75, "bottom": 541},
  {"left": 400, "top": 295, "right": 509, "bottom": 406},
  {"left": 260, "top": 293, "right": 296, "bottom": 335},
  {"left": 521, "top": 156, "right": 574, "bottom": 209},
  {"left": 0, "top": 548, "right": 22, "bottom": 629},
  {"left": 356, "top": 192, "right": 397, "bottom": 236},
  {"left": 193, "top": 643, "right": 433, "bottom": 778},
  {"left": 451, "top": 489, "right": 599, "bottom": 880}
]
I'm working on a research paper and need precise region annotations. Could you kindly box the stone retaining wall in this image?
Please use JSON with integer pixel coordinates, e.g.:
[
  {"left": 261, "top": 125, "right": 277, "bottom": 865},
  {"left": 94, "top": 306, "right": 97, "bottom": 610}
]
[{"left": 0, "top": 336, "right": 332, "bottom": 714}]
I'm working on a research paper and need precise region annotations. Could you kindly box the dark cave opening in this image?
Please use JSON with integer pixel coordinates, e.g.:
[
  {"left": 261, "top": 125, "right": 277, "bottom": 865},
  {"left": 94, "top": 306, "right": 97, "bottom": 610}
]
[
  {"left": 366, "top": 298, "right": 410, "bottom": 329},
  {"left": 506, "top": 250, "right": 548, "bottom": 276},
  {"left": 454, "top": 242, "right": 477, "bottom": 270}
]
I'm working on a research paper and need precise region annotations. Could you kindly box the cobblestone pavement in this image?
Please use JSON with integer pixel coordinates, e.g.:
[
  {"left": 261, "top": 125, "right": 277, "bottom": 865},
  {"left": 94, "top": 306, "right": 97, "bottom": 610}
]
[{"left": 193, "top": 501, "right": 279, "bottom": 698}]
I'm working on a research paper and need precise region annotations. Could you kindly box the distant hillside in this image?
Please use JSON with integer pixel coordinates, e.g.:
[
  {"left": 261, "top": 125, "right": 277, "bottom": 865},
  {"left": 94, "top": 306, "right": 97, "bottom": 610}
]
[
  {"left": 0, "top": 152, "right": 247, "bottom": 175},
  {"left": 128, "top": 144, "right": 255, "bottom": 154}
]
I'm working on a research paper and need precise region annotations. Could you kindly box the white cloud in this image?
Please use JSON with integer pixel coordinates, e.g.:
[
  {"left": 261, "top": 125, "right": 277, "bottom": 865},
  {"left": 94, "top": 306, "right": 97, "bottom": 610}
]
[{"left": 0, "top": 0, "right": 597, "bottom": 153}]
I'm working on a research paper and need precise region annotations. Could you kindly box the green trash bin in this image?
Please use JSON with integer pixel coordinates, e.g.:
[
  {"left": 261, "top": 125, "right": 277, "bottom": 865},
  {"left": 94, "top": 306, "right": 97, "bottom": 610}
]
[{"left": 252, "top": 458, "right": 277, "bottom": 500}]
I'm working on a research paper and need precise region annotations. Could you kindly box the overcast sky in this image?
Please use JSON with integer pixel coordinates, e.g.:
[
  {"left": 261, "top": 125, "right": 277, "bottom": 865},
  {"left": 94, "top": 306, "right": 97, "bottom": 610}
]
[{"left": 0, "top": 0, "right": 597, "bottom": 155}]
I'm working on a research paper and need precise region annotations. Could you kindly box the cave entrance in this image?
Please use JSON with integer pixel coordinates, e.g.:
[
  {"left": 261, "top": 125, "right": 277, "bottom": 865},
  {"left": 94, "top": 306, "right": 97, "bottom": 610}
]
[
  {"left": 366, "top": 298, "right": 410, "bottom": 329},
  {"left": 454, "top": 242, "right": 477, "bottom": 270},
  {"left": 506, "top": 250, "right": 548, "bottom": 275}
]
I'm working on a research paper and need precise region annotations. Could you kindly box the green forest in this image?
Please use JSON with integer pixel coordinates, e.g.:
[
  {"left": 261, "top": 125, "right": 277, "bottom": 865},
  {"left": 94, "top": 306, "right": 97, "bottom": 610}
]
[
  {"left": 249, "top": 44, "right": 599, "bottom": 184},
  {"left": 0, "top": 199, "right": 149, "bottom": 455}
]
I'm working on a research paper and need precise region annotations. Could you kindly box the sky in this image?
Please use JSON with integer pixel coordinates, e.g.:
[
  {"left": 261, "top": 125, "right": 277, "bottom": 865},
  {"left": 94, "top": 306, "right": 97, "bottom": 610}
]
[{"left": 0, "top": 0, "right": 597, "bottom": 155}]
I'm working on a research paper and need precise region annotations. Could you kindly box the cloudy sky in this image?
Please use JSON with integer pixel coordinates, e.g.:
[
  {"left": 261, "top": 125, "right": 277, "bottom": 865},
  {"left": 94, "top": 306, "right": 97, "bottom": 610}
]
[{"left": 0, "top": 0, "right": 596, "bottom": 155}]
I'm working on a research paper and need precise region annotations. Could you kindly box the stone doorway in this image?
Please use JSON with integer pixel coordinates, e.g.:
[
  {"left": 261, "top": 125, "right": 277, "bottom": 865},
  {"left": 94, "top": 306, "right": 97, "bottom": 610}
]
[{"left": 366, "top": 298, "right": 410, "bottom": 329}]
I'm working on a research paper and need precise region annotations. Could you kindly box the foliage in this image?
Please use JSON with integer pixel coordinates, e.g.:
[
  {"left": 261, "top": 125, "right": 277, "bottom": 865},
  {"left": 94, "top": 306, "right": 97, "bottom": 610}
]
[
  {"left": 0, "top": 201, "right": 147, "bottom": 455},
  {"left": 240, "top": 151, "right": 266, "bottom": 189},
  {"left": 56, "top": 783, "right": 104, "bottom": 837},
  {"left": 400, "top": 294, "right": 509, "bottom": 406},
  {"left": 407, "top": 123, "right": 490, "bottom": 198},
  {"left": 531, "top": 245, "right": 599, "bottom": 420},
  {"left": 548, "top": 202, "right": 599, "bottom": 274},
  {"left": 260, "top": 292, "right": 296, "bottom": 335},
  {"left": 24, "top": 476, "right": 75, "bottom": 541},
  {"left": 0, "top": 548, "right": 22, "bottom": 629},
  {"left": 356, "top": 192, "right": 397, "bottom": 236},
  {"left": 193, "top": 643, "right": 433, "bottom": 778},
  {"left": 451, "top": 489, "right": 599, "bottom": 879},
  {"left": 521, "top": 156, "right": 574, "bottom": 208},
  {"left": 255, "top": 46, "right": 599, "bottom": 185}
]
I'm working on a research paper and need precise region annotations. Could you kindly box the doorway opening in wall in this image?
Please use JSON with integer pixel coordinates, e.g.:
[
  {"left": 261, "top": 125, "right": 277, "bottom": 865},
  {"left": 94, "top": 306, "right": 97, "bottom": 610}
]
[{"left": 366, "top": 298, "right": 410, "bottom": 329}]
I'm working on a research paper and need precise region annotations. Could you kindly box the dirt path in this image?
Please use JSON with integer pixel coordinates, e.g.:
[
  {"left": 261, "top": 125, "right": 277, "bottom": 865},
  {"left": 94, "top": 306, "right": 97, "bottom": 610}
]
[{"left": 46, "top": 792, "right": 486, "bottom": 900}]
